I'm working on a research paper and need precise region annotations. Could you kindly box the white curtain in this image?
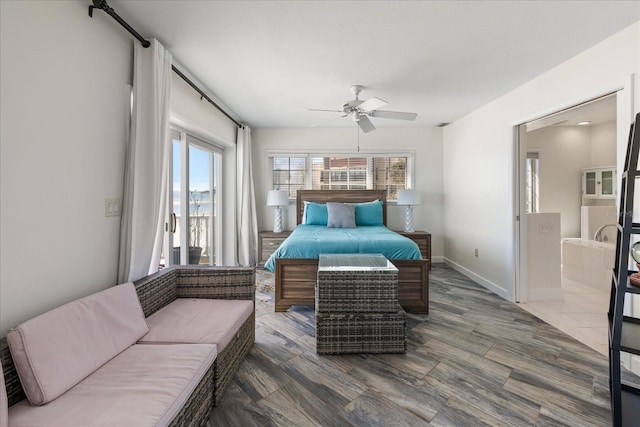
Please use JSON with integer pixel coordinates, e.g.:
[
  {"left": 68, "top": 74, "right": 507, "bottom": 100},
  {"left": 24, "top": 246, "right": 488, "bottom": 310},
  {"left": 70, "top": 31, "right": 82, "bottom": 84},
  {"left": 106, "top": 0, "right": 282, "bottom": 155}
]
[
  {"left": 119, "top": 39, "right": 172, "bottom": 282},
  {"left": 236, "top": 126, "right": 258, "bottom": 266}
]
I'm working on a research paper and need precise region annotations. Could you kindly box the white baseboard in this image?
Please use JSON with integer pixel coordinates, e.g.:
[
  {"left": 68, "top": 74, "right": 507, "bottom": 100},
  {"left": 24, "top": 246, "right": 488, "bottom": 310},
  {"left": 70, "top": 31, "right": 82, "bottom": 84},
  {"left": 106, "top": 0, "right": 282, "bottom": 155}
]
[
  {"left": 431, "top": 255, "right": 444, "bottom": 264},
  {"left": 443, "top": 257, "right": 510, "bottom": 300}
]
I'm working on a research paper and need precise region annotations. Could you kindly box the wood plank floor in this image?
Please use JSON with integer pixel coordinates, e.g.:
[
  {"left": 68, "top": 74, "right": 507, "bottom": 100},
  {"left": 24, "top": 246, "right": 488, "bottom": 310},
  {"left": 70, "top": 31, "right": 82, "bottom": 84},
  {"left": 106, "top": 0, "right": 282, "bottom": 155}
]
[{"left": 210, "top": 264, "right": 612, "bottom": 426}]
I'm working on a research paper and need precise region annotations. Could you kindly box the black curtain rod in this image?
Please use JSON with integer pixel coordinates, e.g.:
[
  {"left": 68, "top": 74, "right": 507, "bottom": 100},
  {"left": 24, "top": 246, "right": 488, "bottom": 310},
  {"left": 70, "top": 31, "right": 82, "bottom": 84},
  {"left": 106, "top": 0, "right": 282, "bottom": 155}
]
[
  {"left": 171, "top": 66, "right": 244, "bottom": 129},
  {"left": 88, "top": 0, "right": 244, "bottom": 129},
  {"left": 88, "top": 0, "right": 150, "bottom": 47}
]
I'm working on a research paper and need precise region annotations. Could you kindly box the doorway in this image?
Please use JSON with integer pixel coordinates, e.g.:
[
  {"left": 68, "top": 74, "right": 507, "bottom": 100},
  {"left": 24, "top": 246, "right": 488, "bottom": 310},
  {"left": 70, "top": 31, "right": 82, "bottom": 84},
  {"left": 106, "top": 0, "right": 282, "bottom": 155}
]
[
  {"left": 515, "top": 93, "right": 618, "bottom": 355},
  {"left": 166, "top": 128, "right": 222, "bottom": 266}
]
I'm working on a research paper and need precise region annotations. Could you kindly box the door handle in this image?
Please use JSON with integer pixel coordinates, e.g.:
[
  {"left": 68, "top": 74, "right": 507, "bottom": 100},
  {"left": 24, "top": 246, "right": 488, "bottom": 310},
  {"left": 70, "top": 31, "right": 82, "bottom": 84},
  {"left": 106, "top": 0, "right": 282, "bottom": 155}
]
[{"left": 171, "top": 213, "right": 177, "bottom": 233}]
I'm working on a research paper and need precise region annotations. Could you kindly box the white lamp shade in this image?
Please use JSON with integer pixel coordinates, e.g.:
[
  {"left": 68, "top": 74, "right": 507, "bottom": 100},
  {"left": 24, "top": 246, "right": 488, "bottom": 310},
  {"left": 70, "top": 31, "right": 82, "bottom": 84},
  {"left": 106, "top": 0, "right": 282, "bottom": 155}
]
[
  {"left": 267, "top": 189, "right": 289, "bottom": 206},
  {"left": 397, "top": 189, "right": 421, "bottom": 206}
]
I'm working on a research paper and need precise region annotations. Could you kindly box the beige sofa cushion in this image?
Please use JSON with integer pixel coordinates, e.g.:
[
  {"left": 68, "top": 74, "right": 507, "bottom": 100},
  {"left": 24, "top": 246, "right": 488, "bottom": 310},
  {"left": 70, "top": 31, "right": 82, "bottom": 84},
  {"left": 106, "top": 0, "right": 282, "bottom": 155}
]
[
  {"left": 7, "top": 283, "right": 149, "bottom": 405},
  {"left": 8, "top": 343, "right": 217, "bottom": 427},
  {"left": 140, "top": 299, "right": 253, "bottom": 352},
  {"left": 0, "top": 360, "right": 7, "bottom": 427}
]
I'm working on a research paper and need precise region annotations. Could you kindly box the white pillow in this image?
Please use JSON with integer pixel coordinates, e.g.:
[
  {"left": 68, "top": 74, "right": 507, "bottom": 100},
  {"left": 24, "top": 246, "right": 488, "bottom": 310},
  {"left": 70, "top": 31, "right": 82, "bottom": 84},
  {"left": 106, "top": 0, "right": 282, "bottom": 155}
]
[{"left": 302, "top": 200, "right": 309, "bottom": 224}]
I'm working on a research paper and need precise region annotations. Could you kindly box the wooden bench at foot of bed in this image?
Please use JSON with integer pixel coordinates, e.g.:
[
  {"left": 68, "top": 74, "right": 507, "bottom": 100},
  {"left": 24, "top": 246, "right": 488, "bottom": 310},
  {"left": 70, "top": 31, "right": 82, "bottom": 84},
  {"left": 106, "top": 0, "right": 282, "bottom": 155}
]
[{"left": 274, "top": 258, "right": 429, "bottom": 314}]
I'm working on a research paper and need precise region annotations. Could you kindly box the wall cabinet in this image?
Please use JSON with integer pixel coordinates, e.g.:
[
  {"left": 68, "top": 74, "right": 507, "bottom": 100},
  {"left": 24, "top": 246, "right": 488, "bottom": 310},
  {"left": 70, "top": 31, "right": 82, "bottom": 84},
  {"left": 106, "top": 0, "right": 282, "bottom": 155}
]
[{"left": 582, "top": 166, "right": 616, "bottom": 199}]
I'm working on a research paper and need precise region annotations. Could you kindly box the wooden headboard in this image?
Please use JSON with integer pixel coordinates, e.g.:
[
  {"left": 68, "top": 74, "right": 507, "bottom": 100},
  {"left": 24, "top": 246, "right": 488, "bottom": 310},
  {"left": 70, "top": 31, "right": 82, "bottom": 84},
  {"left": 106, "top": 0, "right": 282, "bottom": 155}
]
[{"left": 296, "top": 190, "right": 387, "bottom": 225}]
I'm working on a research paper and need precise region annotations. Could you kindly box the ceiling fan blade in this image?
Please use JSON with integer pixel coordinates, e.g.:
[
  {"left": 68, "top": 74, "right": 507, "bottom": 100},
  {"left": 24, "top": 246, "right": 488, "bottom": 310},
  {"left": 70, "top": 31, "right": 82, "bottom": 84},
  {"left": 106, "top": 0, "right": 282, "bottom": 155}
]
[
  {"left": 371, "top": 110, "right": 418, "bottom": 121},
  {"left": 358, "top": 97, "right": 387, "bottom": 112},
  {"left": 310, "top": 114, "right": 347, "bottom": 128},
  {"left": 308, "top": 108, "right": 343, "bottom": 113},
  {"left": 358, "top": 115, "right": 376, "bottom": 133}
]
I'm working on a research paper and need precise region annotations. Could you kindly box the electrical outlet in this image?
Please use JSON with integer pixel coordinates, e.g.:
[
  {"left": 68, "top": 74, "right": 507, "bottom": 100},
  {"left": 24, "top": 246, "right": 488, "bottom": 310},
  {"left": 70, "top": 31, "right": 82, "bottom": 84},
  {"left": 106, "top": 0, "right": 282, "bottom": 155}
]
[{"left": 474, "top": 248, "right": 479, "bottom": 257}]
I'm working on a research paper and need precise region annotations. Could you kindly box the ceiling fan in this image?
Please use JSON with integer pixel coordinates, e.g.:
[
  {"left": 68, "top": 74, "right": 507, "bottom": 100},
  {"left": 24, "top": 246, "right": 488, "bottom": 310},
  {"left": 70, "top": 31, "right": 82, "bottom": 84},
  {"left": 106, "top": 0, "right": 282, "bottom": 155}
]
[{"left": 309, "top": 85, "right": 417, "bottom": 133}]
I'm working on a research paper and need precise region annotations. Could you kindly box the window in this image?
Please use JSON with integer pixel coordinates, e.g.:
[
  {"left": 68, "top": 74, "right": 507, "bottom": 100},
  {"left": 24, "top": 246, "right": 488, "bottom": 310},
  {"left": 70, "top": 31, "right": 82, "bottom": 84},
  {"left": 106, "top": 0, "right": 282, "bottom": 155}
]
[
  {"left": 372, "top": 157, "right": 408, "bottom": 200},
  {"left": 270, "top": 153, "right": 411, "bottom": 200},
  {"left": 526, "top": 152, "right": 539, "bottom": 214},
  {"left": 312, "top": 157, "right": 368, "bottom": 190},
  {"left": 272, "top": 156, "right": 306, "bottom": 198}
]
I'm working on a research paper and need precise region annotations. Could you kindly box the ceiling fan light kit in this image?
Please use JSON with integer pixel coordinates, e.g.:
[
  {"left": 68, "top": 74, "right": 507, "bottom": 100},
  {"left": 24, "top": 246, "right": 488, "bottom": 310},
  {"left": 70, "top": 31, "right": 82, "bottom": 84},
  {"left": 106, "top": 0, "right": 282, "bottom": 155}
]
[{"left": 309, "top": 84, "right": 417, "bottom": 133}]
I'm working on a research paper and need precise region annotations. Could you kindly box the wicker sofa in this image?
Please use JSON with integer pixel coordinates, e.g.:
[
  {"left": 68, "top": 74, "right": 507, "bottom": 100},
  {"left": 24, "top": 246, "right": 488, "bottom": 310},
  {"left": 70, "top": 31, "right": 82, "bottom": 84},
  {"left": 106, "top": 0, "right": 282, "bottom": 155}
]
[{"left": 0, "top": 265, "right": 255, "bottom": 426}]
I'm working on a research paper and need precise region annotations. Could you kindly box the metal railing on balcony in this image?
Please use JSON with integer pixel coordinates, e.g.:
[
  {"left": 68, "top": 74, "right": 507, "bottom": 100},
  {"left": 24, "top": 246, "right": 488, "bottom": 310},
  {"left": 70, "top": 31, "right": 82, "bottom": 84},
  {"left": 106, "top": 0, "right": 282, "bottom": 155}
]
[{"left": 166, "top": 214, "right": 215, "bottom": 266}]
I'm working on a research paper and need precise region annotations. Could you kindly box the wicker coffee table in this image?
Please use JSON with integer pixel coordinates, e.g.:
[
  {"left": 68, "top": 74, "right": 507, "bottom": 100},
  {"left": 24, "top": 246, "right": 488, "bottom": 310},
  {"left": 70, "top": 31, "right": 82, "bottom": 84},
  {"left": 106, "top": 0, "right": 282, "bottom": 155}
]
[{"left": 316, "top": 254, "right": 407, "bottom": 354}]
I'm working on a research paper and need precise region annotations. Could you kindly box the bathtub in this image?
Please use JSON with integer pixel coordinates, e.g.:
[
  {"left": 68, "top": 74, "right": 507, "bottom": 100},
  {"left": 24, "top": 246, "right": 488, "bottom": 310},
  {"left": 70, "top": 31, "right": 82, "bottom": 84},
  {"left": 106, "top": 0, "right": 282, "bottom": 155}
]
[{"left": 562, "top": 238, "right": 615, "bottom": 290}]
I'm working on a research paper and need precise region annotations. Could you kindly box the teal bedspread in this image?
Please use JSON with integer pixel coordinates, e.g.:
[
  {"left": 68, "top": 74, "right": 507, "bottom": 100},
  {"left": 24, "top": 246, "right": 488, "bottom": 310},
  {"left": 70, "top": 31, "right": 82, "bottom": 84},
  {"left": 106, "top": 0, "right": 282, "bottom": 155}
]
[{"left": 264, "top": 225, "right": 422, "bottom": 272}]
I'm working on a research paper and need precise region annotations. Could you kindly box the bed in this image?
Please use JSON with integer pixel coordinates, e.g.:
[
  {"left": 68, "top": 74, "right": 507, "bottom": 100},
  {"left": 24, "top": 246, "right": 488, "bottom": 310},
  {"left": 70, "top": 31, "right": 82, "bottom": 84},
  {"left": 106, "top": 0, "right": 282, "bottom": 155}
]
[{"left": 269, "top": 189, "right": 429, "bottom": 314}]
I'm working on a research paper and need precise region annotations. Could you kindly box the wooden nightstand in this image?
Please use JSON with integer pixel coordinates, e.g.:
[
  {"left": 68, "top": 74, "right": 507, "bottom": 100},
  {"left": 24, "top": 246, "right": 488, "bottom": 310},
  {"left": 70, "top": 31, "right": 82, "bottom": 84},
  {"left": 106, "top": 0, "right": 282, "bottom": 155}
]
[
  {"left": 395, "top": 230, "right": 431, "bottom": 269},
  {"left": 258, "top": 230, "right": 291, "bottom": 267}
]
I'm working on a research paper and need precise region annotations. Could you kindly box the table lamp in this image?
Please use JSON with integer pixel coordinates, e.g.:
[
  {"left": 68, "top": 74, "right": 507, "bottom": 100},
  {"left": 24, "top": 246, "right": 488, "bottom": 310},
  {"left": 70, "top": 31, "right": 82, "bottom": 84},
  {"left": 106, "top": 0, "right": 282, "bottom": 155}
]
[
  {"left": 630, "top": 241, "right": 640, "bottom": 287},
  {"left": 397, "top": 189, "right": 421, "bottom": 233},
  {"left": 267, "top": 190, "right": 289, "bottom": 233}
]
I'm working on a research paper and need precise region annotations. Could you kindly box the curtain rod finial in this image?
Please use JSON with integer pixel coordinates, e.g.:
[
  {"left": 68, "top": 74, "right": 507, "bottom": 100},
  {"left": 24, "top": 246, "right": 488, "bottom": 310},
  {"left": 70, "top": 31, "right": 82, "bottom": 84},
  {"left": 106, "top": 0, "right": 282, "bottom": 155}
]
[{"left": 89, "top": 0, "right": 109, "bottom": 17}]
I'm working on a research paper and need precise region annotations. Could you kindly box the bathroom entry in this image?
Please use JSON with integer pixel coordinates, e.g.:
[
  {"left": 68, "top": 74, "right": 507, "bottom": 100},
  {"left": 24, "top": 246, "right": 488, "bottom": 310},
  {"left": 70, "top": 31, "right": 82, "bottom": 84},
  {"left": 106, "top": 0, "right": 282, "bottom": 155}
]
[
  {"left": 516, "top": 93, "right": 618, "bottom": 304},
  {"left": 514, "top": 93, "right": 620, "bottom": 356}
]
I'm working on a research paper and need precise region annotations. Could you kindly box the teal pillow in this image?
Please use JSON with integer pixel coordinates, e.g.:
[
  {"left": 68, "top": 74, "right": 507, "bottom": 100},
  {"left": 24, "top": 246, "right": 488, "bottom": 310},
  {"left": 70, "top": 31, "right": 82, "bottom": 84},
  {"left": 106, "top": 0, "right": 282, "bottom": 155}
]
[
  {"left": 354, "top": 200, "right": 384, "bottom": 226},
  {"left": 305, "top": 202, "right": 328, "bottom": 225}
]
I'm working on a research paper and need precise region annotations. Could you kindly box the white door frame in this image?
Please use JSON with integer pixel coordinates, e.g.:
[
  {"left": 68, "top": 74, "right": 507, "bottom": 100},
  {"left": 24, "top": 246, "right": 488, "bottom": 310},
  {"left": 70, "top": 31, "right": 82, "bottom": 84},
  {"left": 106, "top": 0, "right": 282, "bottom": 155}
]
[
  {"left": 513, "top": 79, "right": 634, "bottom": 304},
  {"left": 514, "top": 124, "right": 528, "bottom": 303},
  {"left": 165, "top": 127, "right": 223, "bottom": 266}
]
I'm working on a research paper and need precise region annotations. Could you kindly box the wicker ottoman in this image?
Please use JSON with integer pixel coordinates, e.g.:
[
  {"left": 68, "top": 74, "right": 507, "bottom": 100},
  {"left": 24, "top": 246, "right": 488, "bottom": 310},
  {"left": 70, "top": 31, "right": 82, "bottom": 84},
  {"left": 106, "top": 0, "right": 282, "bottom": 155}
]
[
  {"left": 316, "top": 254, "right": 406, "bottom": 354},
  {"left": 316, "top": 305, "right": 407, "bottom": 354},
  {"left": 316, "top": 255, "right": 399, "bottom": 313}
]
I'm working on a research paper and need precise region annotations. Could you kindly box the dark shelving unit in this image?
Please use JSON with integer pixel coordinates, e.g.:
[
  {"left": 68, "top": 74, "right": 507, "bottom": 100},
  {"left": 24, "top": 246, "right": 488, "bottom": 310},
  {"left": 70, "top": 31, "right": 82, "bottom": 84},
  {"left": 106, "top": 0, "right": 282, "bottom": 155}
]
[{"left": 609, "top": 112, "right": 640, "bottom": 426}]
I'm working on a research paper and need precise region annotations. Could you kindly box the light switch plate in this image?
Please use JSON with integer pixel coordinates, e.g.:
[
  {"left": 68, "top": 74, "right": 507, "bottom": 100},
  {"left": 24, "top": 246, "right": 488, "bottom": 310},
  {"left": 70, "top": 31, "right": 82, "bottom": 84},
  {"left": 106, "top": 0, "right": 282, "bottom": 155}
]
[
  {"left": 105, "top": 198, "right": 121, "bottom": 217},
  {"left": 538, "top": 224, "right": 552, "bottom": 233}
]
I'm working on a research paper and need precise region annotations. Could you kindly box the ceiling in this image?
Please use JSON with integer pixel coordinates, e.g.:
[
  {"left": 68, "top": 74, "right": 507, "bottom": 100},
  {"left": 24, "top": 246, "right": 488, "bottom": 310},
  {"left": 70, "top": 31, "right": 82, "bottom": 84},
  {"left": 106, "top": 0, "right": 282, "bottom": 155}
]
[{"left": 109, "top": 1, "right": 640, "bottom": 130}]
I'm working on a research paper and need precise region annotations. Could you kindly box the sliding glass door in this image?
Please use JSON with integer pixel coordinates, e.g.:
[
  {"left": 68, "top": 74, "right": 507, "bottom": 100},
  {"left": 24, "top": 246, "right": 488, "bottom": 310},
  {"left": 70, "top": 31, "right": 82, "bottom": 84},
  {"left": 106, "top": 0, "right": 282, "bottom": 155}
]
[{"left": 165, "top": 129, "right": 222, "bottom": 266}]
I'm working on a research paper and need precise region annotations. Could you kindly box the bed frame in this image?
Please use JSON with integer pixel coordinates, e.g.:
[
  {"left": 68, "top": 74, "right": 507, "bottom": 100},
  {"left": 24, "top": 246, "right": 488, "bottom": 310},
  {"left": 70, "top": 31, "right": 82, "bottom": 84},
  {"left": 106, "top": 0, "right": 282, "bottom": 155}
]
[{"left": 274, "top": 189, "right": 429, "bottom": 314}]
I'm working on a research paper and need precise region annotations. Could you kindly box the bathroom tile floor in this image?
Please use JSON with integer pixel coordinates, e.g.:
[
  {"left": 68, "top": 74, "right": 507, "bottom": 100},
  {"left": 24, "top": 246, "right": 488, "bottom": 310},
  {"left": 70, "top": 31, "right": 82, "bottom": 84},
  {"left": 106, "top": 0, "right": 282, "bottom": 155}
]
[{"left": 518, "top": 277, "right": 609, "bottom": 356}]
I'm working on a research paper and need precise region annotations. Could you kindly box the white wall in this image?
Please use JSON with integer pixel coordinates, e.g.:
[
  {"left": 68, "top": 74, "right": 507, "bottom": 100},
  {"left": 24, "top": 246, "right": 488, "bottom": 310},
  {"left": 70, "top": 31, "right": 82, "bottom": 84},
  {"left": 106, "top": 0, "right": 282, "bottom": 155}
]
[
  {"left": 527, "top": 126, "right": 592, "bottom": 238},
  {"left": 0, "top": 1, "right": 133, "bottom": 334},
  {"left": 590, "top": 121, "right": 617, "bottom": 166},
  {"left": 252, "top": 127, "right": 444, "bottom": 260},
  {"left": 443, "top": 22, "right": 639, "bottom": 300}
]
